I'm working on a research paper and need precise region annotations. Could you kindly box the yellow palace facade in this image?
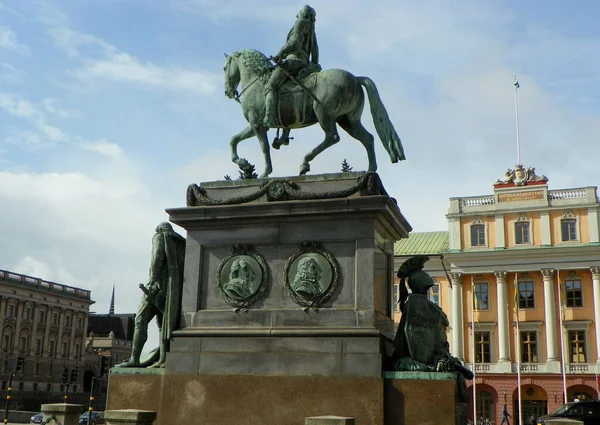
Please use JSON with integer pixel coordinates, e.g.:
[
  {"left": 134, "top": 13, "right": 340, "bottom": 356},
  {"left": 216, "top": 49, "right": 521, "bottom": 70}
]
[{"left": 394, "top": 165, "right": 600, "bottom": 423}]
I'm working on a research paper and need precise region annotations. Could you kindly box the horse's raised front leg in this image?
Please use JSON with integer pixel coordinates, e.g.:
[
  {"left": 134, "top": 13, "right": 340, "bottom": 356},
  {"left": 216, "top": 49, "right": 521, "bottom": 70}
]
[
  {"left": 299, "top": 112, "right": 339, "bottom": 175},
  {"left": 230, "top": 125, "right": 255, "bottom": 164},
  {"left": 253, "top": 128, "right": 273, "bottom": 178}
]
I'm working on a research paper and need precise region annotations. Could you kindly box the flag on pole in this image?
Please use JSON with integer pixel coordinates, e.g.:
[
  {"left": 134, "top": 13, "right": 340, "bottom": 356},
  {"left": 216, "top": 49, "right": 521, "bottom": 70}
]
[
  {"left": 558, "top": 271, "right": 567, "bottom": 321},
  {"left": 473, "top": 281, "right": 480, "bottom": 324},
  {"left": 514, "top": 76, "right": 520, "bottom": 89}
]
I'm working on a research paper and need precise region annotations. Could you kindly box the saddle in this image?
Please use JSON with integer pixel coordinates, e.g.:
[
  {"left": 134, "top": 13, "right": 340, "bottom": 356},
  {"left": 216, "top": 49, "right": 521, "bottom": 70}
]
[{"left": 278, "top": 68, "right": 319, "bottom": 95}]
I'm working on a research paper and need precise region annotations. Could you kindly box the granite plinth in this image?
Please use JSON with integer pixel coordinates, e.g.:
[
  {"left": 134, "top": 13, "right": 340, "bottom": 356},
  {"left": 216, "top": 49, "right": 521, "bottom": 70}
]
[
  {"left": 107, "top": 373, "right": 383, "bottom": 425},
  {"left": 384, "top": 373, "right": 467, "bottom": 425},
  {"left": 161, "top": 172, "right": 409, "bottom": 379},
  {"left": 165, "top": 335, "right": 384, "bottom": 377}
]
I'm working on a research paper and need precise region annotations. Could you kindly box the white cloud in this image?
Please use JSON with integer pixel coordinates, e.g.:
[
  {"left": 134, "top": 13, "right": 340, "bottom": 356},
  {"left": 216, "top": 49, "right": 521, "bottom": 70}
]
[
  {"left": 82, "top": 140, "right": 124, "bottom": 158},
  {"left": 0, "top": 27, "right": 30, "bottom": 55},
  {"left": 0, "top": 167, "right": 166, "bottom": 348},
  {"left": 42, "top": 99, "right": 80, "bottom": 119},
  {"left": 73, "top": 51, "right": 219, "bottom": 94},
  {"left": 0, "top": 94, "right": 39, "bottom": 119},
  {"left": 0, "top": 93, "right": 121, "bottom": 155},
  {"left": 47, "top": 26, "right": 219, "bottom": 94}
]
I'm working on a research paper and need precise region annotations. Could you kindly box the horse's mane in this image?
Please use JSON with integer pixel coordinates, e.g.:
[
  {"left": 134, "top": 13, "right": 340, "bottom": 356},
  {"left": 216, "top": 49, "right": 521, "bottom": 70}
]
[{"left": 233, "top": 49, "right": 273, "bottom": 79}]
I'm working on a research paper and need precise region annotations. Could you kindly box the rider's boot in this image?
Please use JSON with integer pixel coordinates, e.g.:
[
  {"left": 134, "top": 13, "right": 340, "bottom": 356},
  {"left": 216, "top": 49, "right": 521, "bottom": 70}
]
[{"left": 262, "top": 90, "right": 277, "bottom": 128}]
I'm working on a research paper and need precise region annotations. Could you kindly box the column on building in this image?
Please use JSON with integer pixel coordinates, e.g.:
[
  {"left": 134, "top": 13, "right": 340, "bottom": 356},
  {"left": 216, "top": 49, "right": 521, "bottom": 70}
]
[
  {"left": 591, "top": 267, "right": 600, "bottom": 363},
  {"left": 83, "top": 313, "right": 90, "bottom": 345},
  {"left": 494, "top": 271, "right": 510, "bottom": 365},
  {"left": 450, "top": 272, "right": 464, "bottom": 361},
  {"left": 43, "top": 306, "right": 52, "bottom": 357},
  {"left": 30, "top": 302, "right": 40, "bottom": 357},
  {"left": 541, "top": 268, "right": 559, "bottom": 364},
  {"left": 13, "top": 301, "right": 24, "bottom": 355},
  {"left": 69, "top": 310, "right": 77, "bottom": 359},
  {"left": 0, "top": 297, "right": 7, "bottom": 339},
  {"left": 56, "top": 309, "right": 65, "bottom": 358}
]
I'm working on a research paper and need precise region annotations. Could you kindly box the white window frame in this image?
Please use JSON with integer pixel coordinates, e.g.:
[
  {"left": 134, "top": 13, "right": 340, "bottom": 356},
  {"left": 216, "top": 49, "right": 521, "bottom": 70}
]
[
  {"left": 473, "top": 322, "right": 496, "bottom": 363},
  {"left": 473, "top": 280, "right": 490, "bottom": 311},
  {"left": 560, "top": 211, "right": 580, "bottom": 243},
  {"left": 470, "top": 218, "right": 488, "bottom": 249},
  {"left": 563, "top": 276, "right": 585, "bottom": 309},
  {"left": 514, "top": 216, "right": 532, "bottom": 245},
  {"left": 515, "top": 321, "right": 542, "bottom": 363},
  {"left": 563, "top": 320, "right": 591, "bottom": 365},
  {"left": 517, "top": 280, "right": 536, "bottom": 310}
]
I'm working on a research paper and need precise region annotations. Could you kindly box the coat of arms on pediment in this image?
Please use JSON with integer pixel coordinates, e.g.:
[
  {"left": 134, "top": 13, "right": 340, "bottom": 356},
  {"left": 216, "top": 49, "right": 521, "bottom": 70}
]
[{"left": 494, "top": 164, "right": 548, "bottom": 186}]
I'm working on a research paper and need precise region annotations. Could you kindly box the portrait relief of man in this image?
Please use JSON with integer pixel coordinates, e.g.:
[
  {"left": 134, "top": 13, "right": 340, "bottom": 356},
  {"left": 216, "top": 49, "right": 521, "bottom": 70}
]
[
  {"left": 292, "top": 256, "right": 323, "bottom": 299},
  {"left": 224, "top": 257, "right": 256, "bottom": 300}
]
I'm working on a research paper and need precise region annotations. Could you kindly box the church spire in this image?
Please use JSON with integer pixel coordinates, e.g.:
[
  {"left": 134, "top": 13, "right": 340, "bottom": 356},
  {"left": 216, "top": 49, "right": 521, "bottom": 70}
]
[{"left": 109, "top": 283, "right": 115, "bottom": 315}]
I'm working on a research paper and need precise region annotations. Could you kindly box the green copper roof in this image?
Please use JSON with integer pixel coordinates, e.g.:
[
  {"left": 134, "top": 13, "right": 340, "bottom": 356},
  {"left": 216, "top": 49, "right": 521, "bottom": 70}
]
[{"left": 394, "top": 231, "right": 449, "bottom": 256}]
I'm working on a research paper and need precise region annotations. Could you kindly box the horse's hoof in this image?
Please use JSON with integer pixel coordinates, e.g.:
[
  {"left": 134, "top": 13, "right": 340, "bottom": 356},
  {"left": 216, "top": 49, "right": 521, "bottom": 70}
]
[
  {"left": 299, "top": 163, "right": 310, "bottom": 175},
  {"left": 272, "top": 138, "right": 281, "bottom": 150}
]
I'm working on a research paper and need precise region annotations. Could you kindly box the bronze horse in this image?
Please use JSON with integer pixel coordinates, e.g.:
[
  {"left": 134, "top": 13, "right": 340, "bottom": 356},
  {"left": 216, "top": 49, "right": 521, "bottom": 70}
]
[{"left": 224, "top": 48, "right": 405, "bottom": 177}]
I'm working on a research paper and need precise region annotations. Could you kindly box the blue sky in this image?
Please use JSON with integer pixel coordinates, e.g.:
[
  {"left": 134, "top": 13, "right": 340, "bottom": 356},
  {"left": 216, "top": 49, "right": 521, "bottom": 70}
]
[{"left": 2, "top": 0, "right": 600, "bottom": 347}]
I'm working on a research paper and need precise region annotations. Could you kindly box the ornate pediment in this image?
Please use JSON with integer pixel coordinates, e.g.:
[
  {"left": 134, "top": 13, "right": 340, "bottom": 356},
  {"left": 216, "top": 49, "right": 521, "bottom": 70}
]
[{"left": 494, "top": 164, "right": 548, "bottom": 187}]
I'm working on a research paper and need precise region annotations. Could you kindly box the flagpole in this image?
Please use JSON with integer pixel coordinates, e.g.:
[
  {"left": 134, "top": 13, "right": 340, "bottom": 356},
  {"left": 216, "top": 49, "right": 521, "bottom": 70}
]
[
  {"left": 515, "top": 273, "right": 523, "bottom": 425},
  {"left": 470, "top": 276, "right": 477, "bottom": 423},
  {"left": 557, "top": 269, "right": 568, "bottom": 403},
  {"left": 514, "top": 76, "right": 521, "bottom": 164}
]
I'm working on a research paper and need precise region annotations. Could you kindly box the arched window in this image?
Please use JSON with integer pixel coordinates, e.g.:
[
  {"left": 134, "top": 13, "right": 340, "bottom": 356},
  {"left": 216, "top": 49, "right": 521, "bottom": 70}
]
[{"left": 476, "top": 391, "right": 494, "bottom": 420}]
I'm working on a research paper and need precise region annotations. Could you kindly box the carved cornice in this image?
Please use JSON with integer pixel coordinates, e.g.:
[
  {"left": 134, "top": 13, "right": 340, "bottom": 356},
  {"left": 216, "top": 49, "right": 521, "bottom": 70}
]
[
  {"left": 494, "top": 271, "right": 507, "bottom": 281},
  {"left": 591, "top": 266, "right": 600, "bottom": 280},
  {"left": 540, "top": 269, "right": 556, "bottom": 280},
  {"left": 187, "top": 172, "right": 384, "bottom": 206}
]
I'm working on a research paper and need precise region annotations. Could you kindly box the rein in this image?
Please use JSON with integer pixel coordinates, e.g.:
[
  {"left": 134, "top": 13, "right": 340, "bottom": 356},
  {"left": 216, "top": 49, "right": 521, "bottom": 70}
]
[{"left": 234, "top": 74, "right": 261, "bottom": 103}]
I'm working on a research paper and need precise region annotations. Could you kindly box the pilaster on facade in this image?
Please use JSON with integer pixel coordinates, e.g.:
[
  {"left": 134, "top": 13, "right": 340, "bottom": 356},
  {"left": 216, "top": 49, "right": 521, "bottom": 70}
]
[
  {"left": 588, "top": 207, "right": 600, "bottom": 244},
  {"left": 448, "top": 218, "right": 461, "bottom": 251},
  {"left": 0, "top": 298, "right": 7, "bottom": 340},
  {"left": 56, "top": 309, "right": 65, "bottom": 358},
  {"left": 450, "top": 272, "right": 464, "bottom": 361},
  {"left": 69, "top": 310, "right": 77, "bottom": 359},
  {"left": 540, "top": 210, "right": 551, "bottom": 246},
  {"left": 541, "top": 268, "right": 559, "bottom": 364},
  {"left": 30, "top": 302, "right": 39, "bottom": 357},
  {"left": 43, "top": 306, "right": 52, "bottom": 357},
  {"left": 591, "top": 266, "right": 600, "bottom": 363},
  {"left": 13, "top": 301, "right": 24, "bottom": 355},
  {"left": 493, "top": 271, "right": 511, "bottom": 371},
  {"left": 494, "top": 216, "right": 505, "bottom": 249}
]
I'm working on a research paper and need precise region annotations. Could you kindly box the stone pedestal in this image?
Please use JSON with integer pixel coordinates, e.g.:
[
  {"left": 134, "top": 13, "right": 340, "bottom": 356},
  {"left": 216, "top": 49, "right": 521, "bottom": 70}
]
[
  {"left": 104, "top": 409, "right": 157, "bottom": 425},
  {"left": 384, "top": 372, "right": 467, "bottom": 425},
  {"left": 41, "top": 403, "right": 82, "bottom": 425},
  {"left": 107, "top": 172, "right": 411, "bottom": 425}
]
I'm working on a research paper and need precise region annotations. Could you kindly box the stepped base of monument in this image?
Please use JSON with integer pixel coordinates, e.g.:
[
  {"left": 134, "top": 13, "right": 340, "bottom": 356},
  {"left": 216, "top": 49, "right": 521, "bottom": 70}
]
[
  {"left": 107, "top": 372, "right": 383, "bottom": 425},
  {"left": 384, "top": 372, "right": 467, "bottom": 425}
]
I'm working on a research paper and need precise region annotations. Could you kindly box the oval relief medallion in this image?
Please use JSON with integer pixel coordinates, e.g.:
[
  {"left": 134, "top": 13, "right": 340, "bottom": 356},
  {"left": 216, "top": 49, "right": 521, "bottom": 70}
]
[
  {"left": 284, "top": 242, "right": 340, "bottom": 309},
  {"left": 217, "top": 244, "right": 269, "bottom": 310}
]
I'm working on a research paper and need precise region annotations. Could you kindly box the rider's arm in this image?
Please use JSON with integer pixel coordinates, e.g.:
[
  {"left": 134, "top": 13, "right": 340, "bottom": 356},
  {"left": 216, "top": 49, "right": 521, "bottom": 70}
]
[{"left": 148, "top": 233, "right": 166, "bottom": 287}]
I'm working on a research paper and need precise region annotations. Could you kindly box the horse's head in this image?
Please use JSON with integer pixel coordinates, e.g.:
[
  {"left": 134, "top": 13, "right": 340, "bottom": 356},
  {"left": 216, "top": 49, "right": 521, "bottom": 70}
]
[{"left": 224, "top": 53, "right": 240, "bottom": 99}]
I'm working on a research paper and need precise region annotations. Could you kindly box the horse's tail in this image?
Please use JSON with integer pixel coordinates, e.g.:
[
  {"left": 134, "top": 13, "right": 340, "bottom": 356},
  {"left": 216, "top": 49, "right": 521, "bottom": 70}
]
[{"left": 357, "top": 76, "right": 406, "bottom": 162}]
